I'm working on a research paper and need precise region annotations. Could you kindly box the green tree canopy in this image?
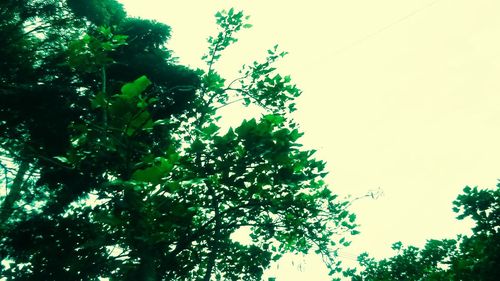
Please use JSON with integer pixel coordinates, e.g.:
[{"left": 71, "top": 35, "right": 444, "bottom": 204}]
[
  {"left": 346, "top": 183, "right": 500, "bottom": 281},
  {"left": 1, "top": 1, "right": 357, "bottom": 280}
]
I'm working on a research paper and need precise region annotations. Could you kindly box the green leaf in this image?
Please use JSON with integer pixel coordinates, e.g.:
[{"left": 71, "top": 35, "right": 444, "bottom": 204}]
[
  {"left": 101, "top": 42, "right": 114, "bottom": 51},
  {"left": 153, "top": 119, "right": 170, "bottom": 126},
  {"left": 243, "top": 97, "right": 251, "bottom": 106},
  {"left": 349, "top": 213, "right": 356, "bottom": 223},
  {"left": 94, "top": 212, "right": 122, "bottom": 226},
  {"left": 132, "top": 157, "right": 174, "bottom": 185},
  {"left": 98, "top": 26, "right": 112, "bottom": 37},
  {"left": 91, "top": 91, "right": 107, "bottom": 109},
  {"left": 82, "top": 34, "right": 92, "bottom": 43},
  {"left": 121, "top": 75, "right": 152, "bottom": 99},
  {"left": 235, "top": 118, "right": 256, "bottom": 137},
  {"left": 165, "top": 181, "right": 180, "bottom": 193},
  {"left": 112, "top": 34, "right": 128, "bottom": 45},
  {"left": 54, "top": 156, "right": 70, "bottom": 163},
  {"left": 191, "top": 139, "right": 205, "bottom": 153},
  {"left": 126, "top": 111, "right": 153, "bottom": 136},
  {"left": 202, "top": 123, "right": 220, "bottom": 136},
  {"left": 263, "top": 114, "right": 285, "bottom": 125}
]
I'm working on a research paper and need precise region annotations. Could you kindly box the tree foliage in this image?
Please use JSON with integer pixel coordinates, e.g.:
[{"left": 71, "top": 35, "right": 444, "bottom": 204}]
[
  {"left": 346, "top": 184, "right": 500, "bottom": 281},
  {"left": 0, "top": 1, "right": 357, "bottom": 280}
]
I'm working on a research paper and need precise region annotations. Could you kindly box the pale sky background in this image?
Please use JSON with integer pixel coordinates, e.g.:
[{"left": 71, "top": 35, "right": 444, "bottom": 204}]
[{"left": 119, "top": 1, "right": 500, "bottom": 280}]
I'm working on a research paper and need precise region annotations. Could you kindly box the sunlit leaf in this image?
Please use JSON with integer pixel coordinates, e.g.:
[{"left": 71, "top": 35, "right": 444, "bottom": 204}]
[{"left": 121, "top": 75, "right": 152, "bottom": 99}]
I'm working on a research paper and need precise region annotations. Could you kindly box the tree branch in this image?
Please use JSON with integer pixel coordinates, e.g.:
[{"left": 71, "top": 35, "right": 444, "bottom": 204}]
[
  {"left": 202, "top": 180, "right": 221, "bottom": 281},
  {"left": 0, "top": 161, "right": 29, "bottom": 225}
]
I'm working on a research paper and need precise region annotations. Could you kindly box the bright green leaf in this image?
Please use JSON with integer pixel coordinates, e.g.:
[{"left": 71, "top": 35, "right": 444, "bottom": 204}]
[{"left": 121, "top": 75, "right": 152, "bottom": 99}]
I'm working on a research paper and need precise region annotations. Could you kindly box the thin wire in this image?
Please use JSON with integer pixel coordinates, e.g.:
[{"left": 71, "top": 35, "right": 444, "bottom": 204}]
[{"left": 309, "top": 0, "right": 443, "bottom": 64}]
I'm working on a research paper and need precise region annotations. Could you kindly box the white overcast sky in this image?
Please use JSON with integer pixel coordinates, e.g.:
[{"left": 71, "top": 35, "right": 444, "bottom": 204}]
[{"left": 119, "top": 1, "right": 500, "bottom": 280}]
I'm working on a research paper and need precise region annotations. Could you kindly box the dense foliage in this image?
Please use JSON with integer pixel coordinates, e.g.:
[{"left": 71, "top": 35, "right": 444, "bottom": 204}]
[
  {"left": 346, "top": 184, "right": 500, "bottom": 281},
  {"left": 0, "top": 1, "right": 358, "bottom": 280}
]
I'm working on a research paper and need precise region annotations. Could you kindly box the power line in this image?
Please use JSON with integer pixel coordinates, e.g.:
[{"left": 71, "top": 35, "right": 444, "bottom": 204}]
[{"left": 308, "top": 0, "right": 443, "bottom": 65}]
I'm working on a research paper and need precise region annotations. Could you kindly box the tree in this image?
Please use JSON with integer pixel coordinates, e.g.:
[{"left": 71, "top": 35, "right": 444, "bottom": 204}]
[
  {"left": 345, "top": 183, "right": 500, "bottom": 281},
  {"left": 1, "top": 1, "right": 358, "bottom": 280}
]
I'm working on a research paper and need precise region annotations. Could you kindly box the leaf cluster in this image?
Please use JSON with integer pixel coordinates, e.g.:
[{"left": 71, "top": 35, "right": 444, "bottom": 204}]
[
  {"left": 346, "top": 184, "right": 500, "bottom": 281},
  {"left": 0, "top": 3, "right": 358, "bottom": 281}
]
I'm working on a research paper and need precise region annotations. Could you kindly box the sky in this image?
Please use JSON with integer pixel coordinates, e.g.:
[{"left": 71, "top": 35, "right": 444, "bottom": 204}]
[{"left": 119, "top": 0, "right": 500, "bottom": 280}]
